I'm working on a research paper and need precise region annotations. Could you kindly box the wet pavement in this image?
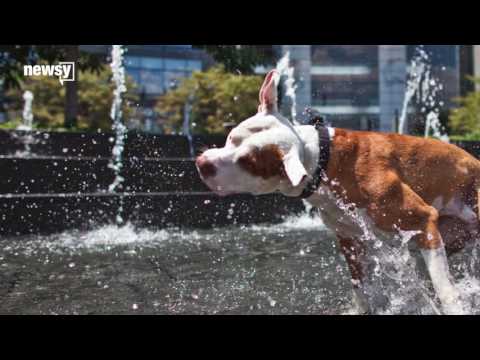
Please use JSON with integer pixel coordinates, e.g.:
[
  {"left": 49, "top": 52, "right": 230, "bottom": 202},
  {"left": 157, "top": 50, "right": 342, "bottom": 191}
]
[
  {"left": 0, "top": 215, "right": 354, "bottom": 315},
  {"left": 1, "top": 213, "right": 479, "bottom": 315}
]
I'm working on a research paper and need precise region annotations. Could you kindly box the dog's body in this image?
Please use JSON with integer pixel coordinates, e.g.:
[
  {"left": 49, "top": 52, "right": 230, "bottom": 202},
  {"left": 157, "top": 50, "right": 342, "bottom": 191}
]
[{"left": 196, "top": 70, "right": 480, "bottom": 314}]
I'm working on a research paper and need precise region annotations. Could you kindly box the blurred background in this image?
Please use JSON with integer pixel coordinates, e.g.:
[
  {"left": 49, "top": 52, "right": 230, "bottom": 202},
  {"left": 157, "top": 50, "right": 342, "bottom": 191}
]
[{"left": 1, "top": 45, "right": 479, "bottom": 140}]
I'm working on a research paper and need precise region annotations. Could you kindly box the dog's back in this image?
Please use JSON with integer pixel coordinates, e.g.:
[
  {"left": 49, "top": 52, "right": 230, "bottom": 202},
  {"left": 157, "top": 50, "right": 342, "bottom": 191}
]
[{"left": 327, "top": 128, "right": 480, "bottom": 212}]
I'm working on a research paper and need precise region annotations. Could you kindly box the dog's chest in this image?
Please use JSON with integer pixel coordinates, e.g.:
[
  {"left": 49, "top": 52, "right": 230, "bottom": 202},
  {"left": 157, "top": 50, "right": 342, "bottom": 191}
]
[{"left": 308, "top": 186, "right": 391, "bottom": 241}]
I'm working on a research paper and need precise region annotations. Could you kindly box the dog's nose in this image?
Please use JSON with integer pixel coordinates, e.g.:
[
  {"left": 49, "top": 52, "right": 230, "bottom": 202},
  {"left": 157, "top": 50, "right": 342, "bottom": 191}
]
[{"left": 196, "top": 155, "right": 217, "bottom": 179}]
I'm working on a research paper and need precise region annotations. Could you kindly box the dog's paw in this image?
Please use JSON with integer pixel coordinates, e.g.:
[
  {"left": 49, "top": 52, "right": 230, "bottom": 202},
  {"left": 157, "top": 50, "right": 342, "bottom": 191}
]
[
  {"left": 439, "top": 290, "right": 466, "bottom": 315},
  {"left": 442, "top": 301, "right": 465, "bottom": 315}
]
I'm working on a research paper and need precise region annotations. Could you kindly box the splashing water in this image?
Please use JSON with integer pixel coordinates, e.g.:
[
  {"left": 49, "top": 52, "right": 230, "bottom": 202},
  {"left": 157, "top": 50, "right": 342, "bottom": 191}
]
[
  {"left": 108, "top": 45, "right": 128, "bottom": 224},
  {"left": 320, "top": 185, "right": 480, "bottom": 314},
  {"left": 422, "top": 73, "right": 449, "bottom": 142},
  {"left": 19, "top": 90, "right": 34, "bottom": 131},
  {"left": 276, "top": 51, "right": 299, "bottom": 125},
  {"left": 398, "top": 47, "right": 449, "bottom": 142},
  {"left": 14, "top": 90, "right": 35, "bottom": 156},
  {"left": 183, "top": 94, "right": 195, "bottom": 157},
  {"left": 398, "top": 48, "right": 427, "bottom": 135}
]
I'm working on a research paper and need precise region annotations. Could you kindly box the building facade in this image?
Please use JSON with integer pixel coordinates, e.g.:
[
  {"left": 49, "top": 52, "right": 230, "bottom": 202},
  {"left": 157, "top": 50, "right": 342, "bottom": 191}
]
[
  {"left": 273, "top": 45, "right": 462, "bottom": 132},
  {"left": 474, "top": 45, "right": 480, "bottom": 92},
  {"left": 81, "top": 45, "right": 465, "bottom": 134},
  {"left": 310, "top": 45, "right": 380, "bottom": 130}
]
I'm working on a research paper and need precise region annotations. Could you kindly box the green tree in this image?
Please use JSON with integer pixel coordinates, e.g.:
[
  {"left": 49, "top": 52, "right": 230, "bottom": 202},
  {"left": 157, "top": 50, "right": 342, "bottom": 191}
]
[
  {"left": 155, "top": 65, "right": 263, "bottom": 135},
  {"left": 0, "top": 45, "right": 104, "bottom": 128},
  {"left": 449, "top": 77, "right": 480, "bottom": 139},
  {"left": 4, "top": 64, "right": 138, "bottom": 131}
]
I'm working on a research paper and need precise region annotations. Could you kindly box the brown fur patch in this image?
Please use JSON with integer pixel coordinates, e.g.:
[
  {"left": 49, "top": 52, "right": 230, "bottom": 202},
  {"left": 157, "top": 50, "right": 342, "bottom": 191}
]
[
  {"left": 326, "top": 128, "right": 480, "bottom": 250},
  {"left": 237, "top": 144, "right": 285, "bottom": 179}
]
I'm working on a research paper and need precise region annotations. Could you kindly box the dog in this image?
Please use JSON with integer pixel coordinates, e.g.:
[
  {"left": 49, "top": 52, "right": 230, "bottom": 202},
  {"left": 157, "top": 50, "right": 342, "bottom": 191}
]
[{"left": 196, "top": 70, "right": 480, "bottom": 314}]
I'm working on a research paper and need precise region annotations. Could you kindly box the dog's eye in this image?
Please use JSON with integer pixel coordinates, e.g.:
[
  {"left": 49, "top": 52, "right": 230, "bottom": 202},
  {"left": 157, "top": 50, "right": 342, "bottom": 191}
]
[{"left": 248, "top": 127, "right": 265, "bottom": 133}]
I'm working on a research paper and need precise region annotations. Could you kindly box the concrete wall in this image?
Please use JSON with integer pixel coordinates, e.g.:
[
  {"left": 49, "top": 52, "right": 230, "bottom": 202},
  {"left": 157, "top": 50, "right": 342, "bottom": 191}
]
[{"left": 0, "top": 130, "right": 304, "bottom": 236}]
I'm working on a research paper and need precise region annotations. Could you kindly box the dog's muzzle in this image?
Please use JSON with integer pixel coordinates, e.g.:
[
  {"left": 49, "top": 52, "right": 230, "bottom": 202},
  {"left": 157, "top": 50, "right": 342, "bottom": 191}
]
[{"left": 196, "top": 155, "right": 217, "bottom": 179}]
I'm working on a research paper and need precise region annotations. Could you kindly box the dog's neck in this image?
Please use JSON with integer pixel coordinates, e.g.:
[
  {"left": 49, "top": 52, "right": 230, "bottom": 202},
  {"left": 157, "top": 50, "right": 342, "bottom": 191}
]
[{"left": 279, "top": 124, "right": 335, "bottom": 197}]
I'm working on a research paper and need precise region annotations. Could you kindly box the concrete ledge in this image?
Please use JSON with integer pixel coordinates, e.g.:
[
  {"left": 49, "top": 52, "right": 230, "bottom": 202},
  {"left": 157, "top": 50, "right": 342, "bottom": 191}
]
[{"left": 0, "top": 193, "right": 305, "bottom": 236}]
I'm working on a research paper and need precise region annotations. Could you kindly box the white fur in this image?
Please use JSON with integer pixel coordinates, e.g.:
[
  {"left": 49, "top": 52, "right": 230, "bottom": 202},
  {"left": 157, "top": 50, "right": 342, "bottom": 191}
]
[{"left": 421, "top": 248, "right": 464, "bottom": 314}]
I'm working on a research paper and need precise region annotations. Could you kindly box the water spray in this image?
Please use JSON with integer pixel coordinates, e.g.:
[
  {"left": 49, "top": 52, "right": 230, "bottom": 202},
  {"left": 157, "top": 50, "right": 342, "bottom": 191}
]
[{"left": 108, "top": 45, "right": 128, "bottom": 225}]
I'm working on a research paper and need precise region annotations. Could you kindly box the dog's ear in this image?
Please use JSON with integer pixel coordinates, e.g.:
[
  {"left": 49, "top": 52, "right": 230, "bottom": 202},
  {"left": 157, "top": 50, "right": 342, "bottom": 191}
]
[
  {"left": 283, "top": 147, "right": 307, "bottom": 187},
  {"left": 258, "top": 70, "right": 279, "bottom": 113}
]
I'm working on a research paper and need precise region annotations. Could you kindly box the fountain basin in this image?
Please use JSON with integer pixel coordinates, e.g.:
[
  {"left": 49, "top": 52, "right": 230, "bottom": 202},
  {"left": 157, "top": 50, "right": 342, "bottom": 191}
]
[
  {"left": 0, "top": 192, "right": 304, "bottom": 236},
  {"left": 0, "top": 130, "right": 225, "bottom": 158},
  {"left": 2, "top": 129, "right": 480, "bottom": 237},
  {"left": 0, "top": 129, "right": 304, "bottom": 236}
]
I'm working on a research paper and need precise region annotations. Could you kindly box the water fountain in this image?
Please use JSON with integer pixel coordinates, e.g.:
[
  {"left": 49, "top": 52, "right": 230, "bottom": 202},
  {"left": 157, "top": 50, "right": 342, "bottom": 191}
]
[
  {"left": 398, "top": 46, "right": 449, "bottom": 143},
  {"left": 108, "top": 45, "right": 128, "bottom": 225},
  {"left": 276, "top": 51, "right": 299, "bottom": 124},
  {"left": 14, "top": 90, "right": 36, "bottom": 156},
  {"left": 183, "top": 93, "right": 195, "bottom": 157},
  {"left": 19, "top": 90, "right": 34, "bottom": 131}
]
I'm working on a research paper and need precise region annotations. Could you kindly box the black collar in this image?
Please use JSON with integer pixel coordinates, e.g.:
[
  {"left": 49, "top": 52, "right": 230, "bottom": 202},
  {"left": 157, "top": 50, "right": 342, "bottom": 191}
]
[{"left": 299, "top": 112, "right": 331, "bottom": 199}]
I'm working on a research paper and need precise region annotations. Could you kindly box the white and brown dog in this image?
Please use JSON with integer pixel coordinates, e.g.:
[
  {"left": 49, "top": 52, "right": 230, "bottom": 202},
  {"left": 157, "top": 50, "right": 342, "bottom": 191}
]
[{"left": 196, "top": 70, "right": 480, "bottom": 314}]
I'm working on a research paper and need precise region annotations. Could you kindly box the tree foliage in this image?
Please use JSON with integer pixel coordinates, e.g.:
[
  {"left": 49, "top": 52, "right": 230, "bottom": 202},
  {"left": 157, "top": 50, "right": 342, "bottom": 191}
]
[
  {"left": 155, "top": 65, "right": 263, "bottom": 135},
  {"left": 3, "top": 64, "right": 138, "bottom": 131},
  {"left": 449, "top": 77, "right": 480, "bottom": 139}
]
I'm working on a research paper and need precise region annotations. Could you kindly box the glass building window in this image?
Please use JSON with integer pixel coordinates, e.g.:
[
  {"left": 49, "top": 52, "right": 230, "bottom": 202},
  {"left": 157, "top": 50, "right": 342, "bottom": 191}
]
[
  {"left": 186, "top": 60, "right": 202, "bottom": 71},
  {"left": 126, "top": 56, "right": 164, "bottom": 69},
  {"left": 124, "top": 55, "right": 203, "bottom": 97},
  {"left": 311, "top": 45, "right": 379, "bottom": 67},
  {"left": 310, "top": 45, "right": 380, "bottom": 130},
  {"left": 140, "top": 57, "right": 164, "bottom": 70},
  {"left": 165, "top": 58, "right": 187, "bottom": 70}
]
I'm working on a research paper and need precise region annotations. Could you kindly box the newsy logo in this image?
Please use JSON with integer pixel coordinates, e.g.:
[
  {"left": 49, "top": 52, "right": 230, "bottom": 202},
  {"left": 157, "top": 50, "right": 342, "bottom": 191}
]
[{"left": 23, "top": 62, "right": 75, "bottom": 85}]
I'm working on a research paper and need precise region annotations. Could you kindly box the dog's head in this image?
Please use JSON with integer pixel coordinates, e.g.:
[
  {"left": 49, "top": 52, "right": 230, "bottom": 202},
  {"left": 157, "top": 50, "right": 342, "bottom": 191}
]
[{"left": 196, "top": 70, "right": 309, "bottom": 196}]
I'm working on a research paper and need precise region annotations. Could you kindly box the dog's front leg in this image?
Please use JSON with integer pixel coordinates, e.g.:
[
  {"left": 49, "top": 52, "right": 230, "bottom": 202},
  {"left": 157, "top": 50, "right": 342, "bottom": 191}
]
[
  {"left": 337, "top": 235, "right": 371, "bottom": 314},
  {"left": 420, "top": 245, "right": 464, "bottom": 315},
  {"left": 364, "top": 177, "right": 464, "bottom": 315}
]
